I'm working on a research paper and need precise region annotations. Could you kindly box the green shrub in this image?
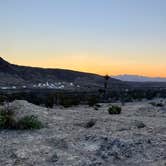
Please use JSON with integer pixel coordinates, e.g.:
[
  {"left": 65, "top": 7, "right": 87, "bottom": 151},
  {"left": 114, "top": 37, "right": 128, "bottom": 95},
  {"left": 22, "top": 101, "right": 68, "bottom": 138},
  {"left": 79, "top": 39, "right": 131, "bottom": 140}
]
[
  {"left": 60, "top": 97, "right": 80, "bottom": 108},
  {"left": 0, "top": 107, "right": 16, "bottom": 129},
  {"left": 108, "top": 105, "right": 121, "bottom": 114},
  {"left": 44, "top": 94, "right": 56, "bottom": 108},
  {"left": 88, "top": 96, "right": 99, "bottom": 107},
  {"left": 45, "top": 98, "right": 54, "bottom": 108},
  {"left": 17, "top": 115, "right": 43, "bottom": 129},
  {"left": 0, "top": 106, "right": 43, "bottom": 130}
]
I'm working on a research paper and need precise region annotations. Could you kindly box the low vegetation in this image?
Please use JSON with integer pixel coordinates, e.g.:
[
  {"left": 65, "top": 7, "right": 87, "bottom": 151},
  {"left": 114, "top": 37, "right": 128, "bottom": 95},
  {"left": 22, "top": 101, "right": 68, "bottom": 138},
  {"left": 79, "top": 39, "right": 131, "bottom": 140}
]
[
  {"left": 0, "top": 107, "right": 16, "bottom": 129},
  {"left": 94, "top": 104, "right": 101, "bottom": 110},
  {"left": 88, "top": 96, "right": 99, "bottom": 107},
  {"left": 1, "top": 88, "right": 166, "bottom": 107},
  {"left": 45, "top": 95, "right": 54, "bottom": 108},
  {"left": 108, "top": 105, "right": 122, "bottom": 114},
  {"left": 0, "top": 106, "right": 43, "bottom": 130},
  {"left": 60, "top": 96, "right": 80, "bottom": 108},
  {"left": 17, "top": 115, "right": 43, "bottom": 129},
  {"left": 150, "top": 102, "right": 164, "bottom": 107}
]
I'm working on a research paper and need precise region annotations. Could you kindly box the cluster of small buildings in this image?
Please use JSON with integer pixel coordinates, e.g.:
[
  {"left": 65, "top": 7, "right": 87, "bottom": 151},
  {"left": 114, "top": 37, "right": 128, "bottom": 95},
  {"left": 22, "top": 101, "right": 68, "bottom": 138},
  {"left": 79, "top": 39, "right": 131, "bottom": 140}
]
[{"left": 0, "top": 82, "right": 80, "bottom": 90}]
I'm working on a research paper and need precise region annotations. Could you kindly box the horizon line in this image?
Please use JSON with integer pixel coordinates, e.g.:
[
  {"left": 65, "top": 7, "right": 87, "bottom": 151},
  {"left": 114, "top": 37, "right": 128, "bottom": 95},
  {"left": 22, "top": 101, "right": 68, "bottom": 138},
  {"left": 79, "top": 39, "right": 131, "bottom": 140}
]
[{"left": 2, "top": 56, "right": 166, "bottom": 78}]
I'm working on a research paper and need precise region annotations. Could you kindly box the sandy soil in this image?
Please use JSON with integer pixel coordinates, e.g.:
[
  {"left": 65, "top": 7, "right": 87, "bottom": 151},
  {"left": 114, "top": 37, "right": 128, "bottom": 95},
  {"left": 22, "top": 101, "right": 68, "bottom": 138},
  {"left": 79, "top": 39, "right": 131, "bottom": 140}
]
[{"left": 0, "top": 99, "right": 166, "bottom": 166}]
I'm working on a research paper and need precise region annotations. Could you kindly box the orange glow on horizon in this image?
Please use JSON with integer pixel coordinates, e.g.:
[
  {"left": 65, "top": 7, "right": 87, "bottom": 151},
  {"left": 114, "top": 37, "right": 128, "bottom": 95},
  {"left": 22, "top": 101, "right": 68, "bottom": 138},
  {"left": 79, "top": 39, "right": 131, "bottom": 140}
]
[
  {"left": 6, "top": 63, "right": 166, "bottom": 77},
  {"left": 1, "top": 48, "right": 166, "bottom": 78}
]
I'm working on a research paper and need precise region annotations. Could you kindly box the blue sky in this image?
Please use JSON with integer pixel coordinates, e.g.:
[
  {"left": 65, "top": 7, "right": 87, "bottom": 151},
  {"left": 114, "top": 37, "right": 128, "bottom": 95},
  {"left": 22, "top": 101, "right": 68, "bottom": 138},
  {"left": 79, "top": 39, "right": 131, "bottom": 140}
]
[{"left": 0, "top": 0, "right": 166, "bottom": 76}]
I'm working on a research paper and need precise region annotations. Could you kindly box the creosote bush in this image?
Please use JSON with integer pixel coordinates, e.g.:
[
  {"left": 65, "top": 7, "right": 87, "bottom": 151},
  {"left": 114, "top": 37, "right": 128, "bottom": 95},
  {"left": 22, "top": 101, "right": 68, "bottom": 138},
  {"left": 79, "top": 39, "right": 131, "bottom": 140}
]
[
  {"left": 45, "top": 95, "right": 54, "bottom": 108},
  {"left": 150, "top": 102, "right": 164, "bottom": 107},
  {"left": 108, "top": 105, "right": 121, "bottom": 114},
  {"left": 0, "top": 107, "right": 16, "bottom": 129},
  {"left": 17, "top": 115, "right": 43, "bottom": 129},
  {"left": 60, "top": 97, "right": 80, "bottom": 108},
  {"left": 0, "top": 106, "right": 43, "bottom": 130},
  {"left": 88, "top": 96, "right": 99, "bottom": 107}
]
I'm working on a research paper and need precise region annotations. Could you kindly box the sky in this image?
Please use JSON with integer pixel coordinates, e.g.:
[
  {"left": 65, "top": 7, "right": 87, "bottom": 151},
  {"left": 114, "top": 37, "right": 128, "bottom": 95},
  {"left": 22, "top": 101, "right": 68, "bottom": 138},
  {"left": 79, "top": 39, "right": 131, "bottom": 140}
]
[{"left": 0, "top": 0, "right": 166, "bottom": 76}]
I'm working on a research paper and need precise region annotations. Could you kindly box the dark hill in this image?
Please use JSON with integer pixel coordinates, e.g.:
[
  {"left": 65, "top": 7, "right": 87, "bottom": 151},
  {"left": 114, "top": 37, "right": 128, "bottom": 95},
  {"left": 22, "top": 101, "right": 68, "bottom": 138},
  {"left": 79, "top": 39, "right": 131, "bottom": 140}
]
[{"left": 0, "top": 57, "right": 124, "bottom": 89}]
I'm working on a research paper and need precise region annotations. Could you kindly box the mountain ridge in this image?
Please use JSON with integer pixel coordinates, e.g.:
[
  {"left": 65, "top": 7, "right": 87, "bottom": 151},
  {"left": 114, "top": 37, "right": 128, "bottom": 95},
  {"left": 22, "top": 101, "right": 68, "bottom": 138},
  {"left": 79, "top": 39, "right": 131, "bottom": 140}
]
[
  {"left": 112, "top": 74, "right": 166, "bottom": 82},
  {"left": 0, "top": 57, "right": 122, "bottom": 89}
]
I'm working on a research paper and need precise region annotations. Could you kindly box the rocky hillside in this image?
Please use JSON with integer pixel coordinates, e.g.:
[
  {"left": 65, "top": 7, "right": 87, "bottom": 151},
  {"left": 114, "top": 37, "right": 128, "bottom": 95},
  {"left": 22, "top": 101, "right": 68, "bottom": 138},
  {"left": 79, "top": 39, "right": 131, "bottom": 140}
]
[
  {"left": 0, "top": 57, "right": 123, "bottom": 90},
  {"left": 0, "top": 100, "right": 166, "bottom": 165}
]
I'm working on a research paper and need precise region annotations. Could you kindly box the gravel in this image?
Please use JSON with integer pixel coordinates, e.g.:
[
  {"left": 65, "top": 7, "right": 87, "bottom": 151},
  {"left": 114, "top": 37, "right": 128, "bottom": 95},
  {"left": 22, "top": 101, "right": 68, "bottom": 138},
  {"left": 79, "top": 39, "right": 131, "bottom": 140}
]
[{"left": 0, "top": 99, "right": 166, "bottom": 166}]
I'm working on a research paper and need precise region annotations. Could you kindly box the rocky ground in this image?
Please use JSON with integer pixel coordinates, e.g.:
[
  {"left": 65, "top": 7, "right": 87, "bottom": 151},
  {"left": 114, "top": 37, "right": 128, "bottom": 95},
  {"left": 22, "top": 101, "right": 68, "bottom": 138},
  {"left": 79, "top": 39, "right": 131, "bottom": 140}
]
[{"left": 0, "top": 99, "right": 166, "bottom": 166}]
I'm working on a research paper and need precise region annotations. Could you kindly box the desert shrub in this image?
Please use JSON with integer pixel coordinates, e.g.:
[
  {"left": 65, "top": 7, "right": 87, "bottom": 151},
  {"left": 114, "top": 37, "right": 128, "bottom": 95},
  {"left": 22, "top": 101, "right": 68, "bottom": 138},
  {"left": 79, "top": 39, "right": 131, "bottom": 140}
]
[
  {"left": 17, "top": 115, "right": 43, "bottom": 129},
  {"left": 88, "top": 96, "right": 99, "bottom": 107},
  {"left": 156, "top": 103, "right": 164, "bottom": 107},
  {"left": 149, "top": 102, "right": 156, "bottom": 106},
  {"left": 94, "top": 104, "right": 101, "bottom": 110},
  {"left": 60, "top": 96, "right": 80, "bottom": 108},
  {"left": 108, "top": 105, "right": 121, "bottom": 114},
  {"left": 0, "top": 95, "right": 8, "bottom": 105},
  {"left": 45, "top": 100, "right": 54, "bottom": 108},
  {"left": 0, "top": 106, "right": 43, "bottom": 130},
  {"left": 150, "top": 102, "right": 164, "bottom": 107},
  {"left": 0, "top": 107, "right": 16, "bottom": 129},
  {"left": 95, "top": 104, "right": 101, "bottom": 108},
  {"left": 45, "top": 95, "right": 54, "bottom": 108}
]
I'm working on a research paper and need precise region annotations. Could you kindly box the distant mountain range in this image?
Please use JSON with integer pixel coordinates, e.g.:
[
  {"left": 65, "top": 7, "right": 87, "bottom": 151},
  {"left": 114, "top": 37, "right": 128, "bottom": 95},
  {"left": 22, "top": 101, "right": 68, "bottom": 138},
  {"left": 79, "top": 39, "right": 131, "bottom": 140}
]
[
  {"left": 112, "top": 74, "right": 166, "bottom": 82},
  {"left": 0, "top": 57, "right": 123, "bottom": 90}
]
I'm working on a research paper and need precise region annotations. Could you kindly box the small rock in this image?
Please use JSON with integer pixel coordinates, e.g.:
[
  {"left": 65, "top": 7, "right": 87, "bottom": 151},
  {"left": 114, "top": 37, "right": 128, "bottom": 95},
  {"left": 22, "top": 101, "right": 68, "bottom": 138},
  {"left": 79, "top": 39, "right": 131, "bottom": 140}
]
[
  {"left": 75, "top": 119, "right": 97, "bottom": 129},
  {"left": 14, "top": 149, "right": 30, "bottom": 159},
  {"left": 134, "top": 121, "right": 146, "bottom": 129},
  {"left": 48, "top": 152, "right": 58, "bottom": 162}
]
